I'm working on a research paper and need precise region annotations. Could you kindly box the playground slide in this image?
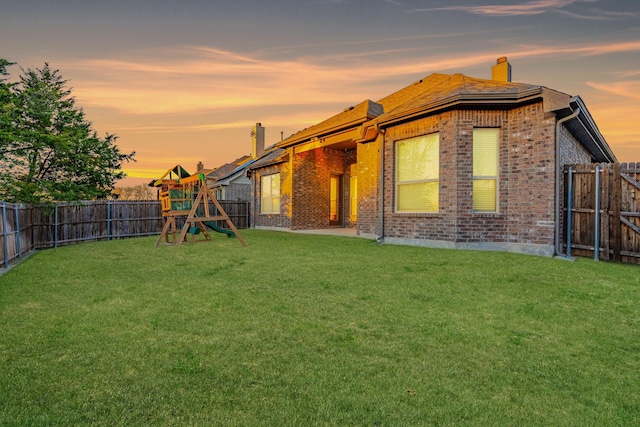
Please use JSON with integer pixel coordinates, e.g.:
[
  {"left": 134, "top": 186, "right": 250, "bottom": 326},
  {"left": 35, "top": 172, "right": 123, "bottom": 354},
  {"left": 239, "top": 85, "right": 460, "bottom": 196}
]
[{"left": 203, "top": 221, "right": 235, "bottom": 238}]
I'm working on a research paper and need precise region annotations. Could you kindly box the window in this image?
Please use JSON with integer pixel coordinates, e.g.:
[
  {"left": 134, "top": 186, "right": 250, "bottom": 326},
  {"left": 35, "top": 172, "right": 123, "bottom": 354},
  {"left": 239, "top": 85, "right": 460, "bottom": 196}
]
[
  {"left": 260, "top": 173, "right": 280, "bottom": 214},
  {"left": 473, "top": 128, "right": 499, "bottom": 212},
  {"left": 395, "top": 133, "right": 439, "bottom": 212},
  {"left": 214, "top": 187, "right": 225, "bottom": 200}
]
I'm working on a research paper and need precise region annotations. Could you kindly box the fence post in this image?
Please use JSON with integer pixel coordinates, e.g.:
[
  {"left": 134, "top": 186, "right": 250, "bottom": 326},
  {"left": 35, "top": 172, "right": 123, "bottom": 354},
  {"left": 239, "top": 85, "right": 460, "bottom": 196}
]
[
  {"left": 611, "top": 163, "right": 622, "bottom": 261},
  {"left": 54, "top": 204, "right": 59, "bottom": 248},
  {"left": 594, "top": 165, "right": 601, "bottom": 261},
  {"left": 15, "top": 204, "right": 21, "bottom": 260},
  {"left": 107, "top": 200, "right": 111, "bottom": 240},
  {"left": 566, "top": 166, "right": 573, "bottom": 257},
  {"left": 2, "top": 202, "right": 8, "bottom": 269}
]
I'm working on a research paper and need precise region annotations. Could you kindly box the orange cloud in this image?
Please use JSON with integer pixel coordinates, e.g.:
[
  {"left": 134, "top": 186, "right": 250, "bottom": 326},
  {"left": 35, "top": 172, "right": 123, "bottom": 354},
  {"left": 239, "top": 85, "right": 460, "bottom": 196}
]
[
  {"left": 585, "top": 80, "right": 640, "bottom": 100},
  {"left": 64, "top": 38, "right": 640, "bottom": 117}
]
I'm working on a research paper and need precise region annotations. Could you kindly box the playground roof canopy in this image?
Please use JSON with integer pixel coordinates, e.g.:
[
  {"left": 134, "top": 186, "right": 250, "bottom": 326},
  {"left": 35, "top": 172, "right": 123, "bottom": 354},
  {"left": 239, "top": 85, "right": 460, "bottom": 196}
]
[{"left": 153, "top": 164, "right": 191, "bottom": 187}]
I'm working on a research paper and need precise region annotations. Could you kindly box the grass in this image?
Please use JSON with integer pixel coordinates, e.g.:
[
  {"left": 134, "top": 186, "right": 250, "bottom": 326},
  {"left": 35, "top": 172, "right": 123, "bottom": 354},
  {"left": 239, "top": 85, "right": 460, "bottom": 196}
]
[{"left": 1, "top": 230, "right": 639, "bottom": 426}]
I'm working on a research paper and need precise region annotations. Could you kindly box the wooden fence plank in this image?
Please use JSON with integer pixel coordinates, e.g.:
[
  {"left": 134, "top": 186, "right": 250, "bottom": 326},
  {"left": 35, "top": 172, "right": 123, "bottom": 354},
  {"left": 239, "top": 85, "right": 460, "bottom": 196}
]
[
  {"left": 1, "top": 200, "right": 250, "bottom": 271},
  {"left": 564, "top": 162, "right": 640, "bottom": 264}
]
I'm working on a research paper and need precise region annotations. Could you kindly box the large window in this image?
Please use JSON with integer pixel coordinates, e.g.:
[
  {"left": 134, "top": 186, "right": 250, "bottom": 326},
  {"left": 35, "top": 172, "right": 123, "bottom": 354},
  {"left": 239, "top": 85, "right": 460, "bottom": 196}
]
[
  {"left": 260, "top": 173, "right": 280, "bottom": 214},
  {"left": 473, "top": 128, "right": 499, "bottom": 212},
  {"left": 395, "top": 133, "right": 439, "bottom": 213}
]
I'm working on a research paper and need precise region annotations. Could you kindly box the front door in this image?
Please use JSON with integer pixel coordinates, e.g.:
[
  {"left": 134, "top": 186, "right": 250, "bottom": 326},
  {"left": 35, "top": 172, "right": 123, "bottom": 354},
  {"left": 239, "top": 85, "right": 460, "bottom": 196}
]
[{"left": 330, "top": 175, "right": 342, "bottom": 226}]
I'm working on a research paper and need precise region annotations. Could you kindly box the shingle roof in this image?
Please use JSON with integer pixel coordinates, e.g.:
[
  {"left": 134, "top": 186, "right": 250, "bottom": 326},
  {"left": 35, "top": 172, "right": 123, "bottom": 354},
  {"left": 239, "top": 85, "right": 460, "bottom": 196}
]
[
  {"left": 206, "top": 155, "right": 252, "bottom": 181},
  {"left": 242, "top": 71, "right": 613, "bottom": 165},
  {"left": 374, "top": 73, "right": 543, "bottom": 125},
  {"left": 247, "top": 147, "right": 289, "bottom": 170},
  {"left": 277, "top": 99, "right": 383, "bottom": 147}
]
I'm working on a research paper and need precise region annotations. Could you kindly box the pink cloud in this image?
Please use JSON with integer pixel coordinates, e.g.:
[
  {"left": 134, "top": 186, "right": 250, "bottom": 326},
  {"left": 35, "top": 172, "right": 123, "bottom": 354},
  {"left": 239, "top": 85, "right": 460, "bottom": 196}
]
[{"left": 411, "top": 0, "right": 596, "bottom": 17}]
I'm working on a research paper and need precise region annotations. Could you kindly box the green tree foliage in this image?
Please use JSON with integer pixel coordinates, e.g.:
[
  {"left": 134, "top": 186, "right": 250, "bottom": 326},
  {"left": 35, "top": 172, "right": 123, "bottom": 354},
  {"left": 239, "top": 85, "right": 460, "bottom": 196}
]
[
  {"left": 0, "top": 59, "right": 17, "bottom": 168},
  {"left": 0, "top": 60, "right": 134, "bottom": 204}
]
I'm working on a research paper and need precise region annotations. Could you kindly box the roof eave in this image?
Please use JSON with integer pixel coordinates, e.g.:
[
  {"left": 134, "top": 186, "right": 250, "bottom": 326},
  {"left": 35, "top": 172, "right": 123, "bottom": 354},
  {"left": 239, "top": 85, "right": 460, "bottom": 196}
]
[
  {"left": 564, "top": 97, "right": 617, "bottom": 163},
  {"left": 376, "top": 89, "right": 544, "bottom": 128},
  {"left": 247, "top": 152, "right": 290, "bottom": 171},
  {"left": 277, "top": 115, "right": 377, "bottom": 149}
]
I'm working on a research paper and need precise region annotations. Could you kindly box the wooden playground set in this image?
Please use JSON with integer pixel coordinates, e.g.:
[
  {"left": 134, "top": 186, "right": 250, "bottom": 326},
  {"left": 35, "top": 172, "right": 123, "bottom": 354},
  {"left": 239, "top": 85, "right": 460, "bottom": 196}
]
[{"left": 153, "top": 165, "right": 247, "bottom": 248}]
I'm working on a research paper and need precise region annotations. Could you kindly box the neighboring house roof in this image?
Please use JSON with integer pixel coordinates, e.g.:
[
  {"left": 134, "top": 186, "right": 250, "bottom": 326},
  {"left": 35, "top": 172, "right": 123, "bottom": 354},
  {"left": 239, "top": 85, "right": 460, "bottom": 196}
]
[
  {"left": 211, "top": 158, "right": 257, "bottom": 187},
  {"left": 207, "top": 145, "right": 290, "bottom": 183},
  {"left": 206, "top": 155, "right": 252, "bottom": 182}
]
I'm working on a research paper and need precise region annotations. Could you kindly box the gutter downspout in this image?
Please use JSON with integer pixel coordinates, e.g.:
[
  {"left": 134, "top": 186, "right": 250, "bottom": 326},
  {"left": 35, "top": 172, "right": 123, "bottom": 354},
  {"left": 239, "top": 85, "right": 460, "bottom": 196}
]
[{"left": 554, "top": 106, "right": 580, "bottom": 257}]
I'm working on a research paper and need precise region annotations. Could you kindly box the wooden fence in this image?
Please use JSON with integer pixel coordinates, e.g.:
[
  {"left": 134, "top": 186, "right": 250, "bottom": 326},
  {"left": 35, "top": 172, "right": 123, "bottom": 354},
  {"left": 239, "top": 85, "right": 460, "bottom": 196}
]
[
  {"left": 563, "top": 162, "right": 640, "bottom": 264},
  {"left": 1, "top": 200, "right": 250, "bottom": 271}
]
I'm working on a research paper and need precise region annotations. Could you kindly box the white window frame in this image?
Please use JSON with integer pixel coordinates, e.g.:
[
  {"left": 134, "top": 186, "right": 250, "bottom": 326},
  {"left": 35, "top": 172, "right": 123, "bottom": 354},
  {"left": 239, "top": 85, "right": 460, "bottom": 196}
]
[
  {"left": 260, "top": 173, "right": 280, "bottom": 214},
  {"left": 473, "top": 128, "right": 500, "bottom": 213},
  {"left": 395, "top": 133, "right": 440, "bottom": 213}
]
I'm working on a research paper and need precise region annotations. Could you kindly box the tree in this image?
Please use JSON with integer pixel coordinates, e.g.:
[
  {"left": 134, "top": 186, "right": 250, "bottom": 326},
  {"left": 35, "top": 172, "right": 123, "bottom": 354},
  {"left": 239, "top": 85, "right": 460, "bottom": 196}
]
[
  {"left": 112, "top": 184, "right": 157, "bottom": 200},
  {"left": 0, "top": 60, "right": 135, "bottom": 204},
  {"left": 0, "top": 59, "right": 18, "bottom": 184}
]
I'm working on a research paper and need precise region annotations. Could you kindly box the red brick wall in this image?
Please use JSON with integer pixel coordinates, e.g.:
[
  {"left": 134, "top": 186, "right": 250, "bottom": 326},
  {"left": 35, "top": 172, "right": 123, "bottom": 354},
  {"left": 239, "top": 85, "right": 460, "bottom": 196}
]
[
  {"left": 381, "top": 103, "right": 559, "bottom": 253},
  {"left": 253, "top": 102, "right": 595, "bottom": 255},
  {"left": 251, "top": 162, "right": 292, "bottom": 229},
  {"left": 356, "top": 138, "right": 381, "bottom": 237},
  {"left": 383, "top": 112, "right": 457, "bottom": 241},
  {"left": 292, "top": 147, "right": 355, "bottom": 229},
  {"left": 501, "top": 105, "right": 557, "bottom": 247}
]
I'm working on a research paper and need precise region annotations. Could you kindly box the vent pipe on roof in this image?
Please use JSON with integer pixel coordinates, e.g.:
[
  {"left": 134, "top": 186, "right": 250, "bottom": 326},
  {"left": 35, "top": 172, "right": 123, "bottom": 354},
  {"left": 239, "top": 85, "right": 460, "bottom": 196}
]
[
  {"left": 492, "top": 56, "right": 512, "bottom": 82},
  {"left": 251, "top": 123, "right": 265, "bottom": 159}
]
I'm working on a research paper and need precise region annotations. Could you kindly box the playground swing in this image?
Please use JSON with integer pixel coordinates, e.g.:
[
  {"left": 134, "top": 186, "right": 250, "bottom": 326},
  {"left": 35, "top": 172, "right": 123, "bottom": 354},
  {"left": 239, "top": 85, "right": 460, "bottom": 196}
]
[{"left": 153, "top": 165, "right": 247, "bottom": 248}]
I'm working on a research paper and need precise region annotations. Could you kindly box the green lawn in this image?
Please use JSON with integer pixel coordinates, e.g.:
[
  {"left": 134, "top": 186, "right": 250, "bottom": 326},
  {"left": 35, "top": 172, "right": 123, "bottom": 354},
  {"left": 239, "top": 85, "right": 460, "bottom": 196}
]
[{"left": 1, "top": 230, "right": 639, "bottom": 425}]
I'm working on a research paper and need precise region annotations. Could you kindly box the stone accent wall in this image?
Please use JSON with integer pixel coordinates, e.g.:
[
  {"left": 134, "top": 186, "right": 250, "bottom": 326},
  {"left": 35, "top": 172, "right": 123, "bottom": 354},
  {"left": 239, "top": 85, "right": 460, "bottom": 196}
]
[
  {"left": 251, "top": 161, "right": 292, "bottom": 229},
  {"left": 292, "top": 147, "right": 355, "bottom": 229},
  {"left": 381, "top": 103, "right": 559, "bottom": 255}
]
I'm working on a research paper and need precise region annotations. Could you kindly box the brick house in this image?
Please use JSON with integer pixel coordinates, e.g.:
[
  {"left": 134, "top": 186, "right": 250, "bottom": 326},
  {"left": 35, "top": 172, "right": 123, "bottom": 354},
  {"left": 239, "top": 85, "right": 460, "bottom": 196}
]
[
  {"left": 248, "top": 58, "right": 616, "bottom": 256},
  {"left": 208, "top": 160, "right": 252, "bottom": 201}
]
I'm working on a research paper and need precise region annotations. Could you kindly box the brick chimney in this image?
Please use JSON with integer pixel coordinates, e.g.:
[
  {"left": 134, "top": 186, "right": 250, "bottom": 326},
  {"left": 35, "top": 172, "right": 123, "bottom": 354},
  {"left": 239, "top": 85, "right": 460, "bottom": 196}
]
[
  {"left": 251, "top": 123, "right": 265, "bottom": 159},
  {"left": 492, "top": 57, "right": 512, "bottom": 82},
  {"left": 197, "top": 161, "right": 204, "bottom": 172}
]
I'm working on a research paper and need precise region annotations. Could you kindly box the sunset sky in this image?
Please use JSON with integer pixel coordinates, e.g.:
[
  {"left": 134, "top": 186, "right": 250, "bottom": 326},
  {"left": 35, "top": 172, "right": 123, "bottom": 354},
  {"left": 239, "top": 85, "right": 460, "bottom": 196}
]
[{"left": 2, "top": 0, "right": 639, "bottom": 187}]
